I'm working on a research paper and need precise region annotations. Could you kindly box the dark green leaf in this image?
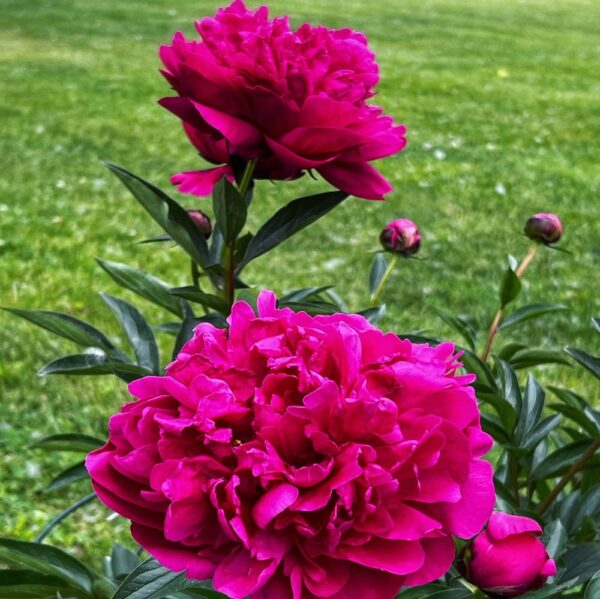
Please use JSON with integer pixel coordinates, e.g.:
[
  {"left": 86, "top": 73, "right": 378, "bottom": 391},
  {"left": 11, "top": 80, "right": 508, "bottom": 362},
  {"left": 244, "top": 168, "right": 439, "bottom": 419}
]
[
  {"left": 585, "top": 569, "right": 600, "bottom": 599},
  {"left": 279, "top": 300, "right": 338, "bottom": 315},
  {"left": 509, "top": 349, "right": 570, "bottom": 370},
  {"left": 532, "top": 440, "right": 600, "bottom": 480},
  {"left": 0, "top": 570, "right": 87, "bottom": 599},
  {"left": 212, "top": 178, "right": 246, "bottom": 245},
  {"left": 169, "top": 287, "right": 230, "bottom": 315},
  {"left": 111, "top": 544, "right": 141, "bottom": 581},
  {"left": 496, "top": 359, "right": 523, "bottom": 418},
  {"left": 542, "top": 519, "right": 567, "bottom": 561},
  {"left": 434, "top": 309, "right": 476, "bottom": 351},
  {"left": 0, "top": 538, "right": 98, "bottom": 594},
  {"left": 369, "top": 254, "right": 387, "bottom": 296},
  {"left": 548, "top": 403, "right": 599, "bottom": 437},
  {"left": 498, "top": 342, "right": 527, "bottom": 361},
  {"left": 481, "top": 413, "right": 511, "bottom": 443},
  {"left": 105, "top": 163, "right": 209, "bottom": 266},
  {"left": 499, "top": 267, "right": 522, "bottom": 307},
  {"left": 592, "top": 317, "right": 600, "bottom": 335},
  {"left": 2, "top": 308, "right": 114, "bottom": 351},
  {"left": 280, "top": 286, "right": 334, "bottom": 303},
  {"left": 523, "top": 414, "right": 561, "bottom": 450},
  {"left": 38, "top": 351, "right": 150, "bottom": 381},
  {"left": 499, "top": 303, "right": 568, "bottom": 330},
  {"left": 113, "top": 558, "right": 189, "bottom": 599},
  {"left": 514, "top": 374, "right": 545, "bottom": 444},
  {"left": 172, "top": 303, "right": 197, "bottom": 360},
  {"left": 572, "top": 487, "right": 600, "bottom": 532},
  {"left": 549, "top": 386, "right": 587, "bottom": 410},
  {"left": 565, "top": 347, "right": 600, "bottom": 380},
  {"left": 45, "top": 461, "right": 88, "bottom": 493},
  {"left": 460, "top": 349, "right": 497, "bottom": 391},
  {"left": 136, "top": 233, "right": 172, "bottom": 244},
  {"left": 174, "top": 586, "right": 230, "bottom": 599},
  {"left": 520, "top": 580, "right": 578, "bottom": 598},
  {"left": 100, "top": 294, "right": 159, "bottom": 374},
  {"left": 31, "top": 434, "right": 104, "bottom": 453},
  {"left": 36, "top": 494, "right": 97, "bottom": 543},
  {"left": 559, "top": 543, "right": 600, "bottom": 585},
  {"left": 357, "top": 305, "right": 386, "bottom": 324},
  {"left": 241, "top": 190, "right": 347, "bottom": 267},
  {"left": 97, "top": 259, "right": 183, "bottom": 317}
]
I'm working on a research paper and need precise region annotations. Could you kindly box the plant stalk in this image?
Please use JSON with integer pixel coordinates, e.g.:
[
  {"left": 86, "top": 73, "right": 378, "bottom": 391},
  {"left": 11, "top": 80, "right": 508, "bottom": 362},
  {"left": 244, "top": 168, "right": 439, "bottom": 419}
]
[
  {"left": 480, "top": 243, "right": 539, "bottom": 362},
  {"left": 369, "top": 254, "right": 399, "bottom": 306},
  {"left": 223, "top": 159, "right": 257, "bottom": 305},
  {"left": 537, "top": 435, "right": 600, "bottom": 516}
]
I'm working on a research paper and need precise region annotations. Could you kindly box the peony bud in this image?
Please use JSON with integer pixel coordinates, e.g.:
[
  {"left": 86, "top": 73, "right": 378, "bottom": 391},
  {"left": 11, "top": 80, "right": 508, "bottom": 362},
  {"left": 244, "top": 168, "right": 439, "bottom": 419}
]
[
  {"left": 187, "top": 209, "right": 212, "bottom": 238},
  {"left": 379, "top": 218, "right": 421, "bottom": 256},
  {"left": 524, "top": 213, "right": 562, "bottom": 244},
  {"left": 458, "top": 513, "right": 557, "bottom": 598}
]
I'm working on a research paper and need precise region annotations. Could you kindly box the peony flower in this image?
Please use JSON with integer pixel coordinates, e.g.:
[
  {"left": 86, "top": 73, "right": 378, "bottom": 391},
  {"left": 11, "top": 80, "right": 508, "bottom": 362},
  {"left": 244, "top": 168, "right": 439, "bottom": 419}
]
[
  {"left": 187, "top": 209, "right": 212, "bottom": 238},
  {"left": 379, "top": 218, "right": 421, "bottom": 256},
  {"left": 524, "top": 213, "right": 563, "bottom": 244},
  {"left": 458, "top": 512, "right": 557, "bottom": 598},
  {"left": 159, "top": 1, "right": 407, "bottom": 201},
  {"left": 87, "top": 290, "right": 494, "bottom": 599}
]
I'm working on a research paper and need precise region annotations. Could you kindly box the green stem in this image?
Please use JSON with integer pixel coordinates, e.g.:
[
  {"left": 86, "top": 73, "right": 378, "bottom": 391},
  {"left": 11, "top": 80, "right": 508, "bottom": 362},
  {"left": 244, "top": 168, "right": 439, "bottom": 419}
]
[
  {"left": 223, "top": 159, "right": 257, "bottom": 305},
  {"left": 537, "top": 435, "right": 600, "bottom": 516},
  {"left": 480, "top": 243, "right": 539, "bottom": 362},
  {"left": 369, "top": 254, "right": 399, "bottom": 306}
]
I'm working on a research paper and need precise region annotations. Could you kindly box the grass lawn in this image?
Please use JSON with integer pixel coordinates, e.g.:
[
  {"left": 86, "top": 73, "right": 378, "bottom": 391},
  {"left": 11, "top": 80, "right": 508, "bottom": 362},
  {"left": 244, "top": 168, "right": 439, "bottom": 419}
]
[{"left": 1, "top": 0, "right": 599, "bottom": 563}]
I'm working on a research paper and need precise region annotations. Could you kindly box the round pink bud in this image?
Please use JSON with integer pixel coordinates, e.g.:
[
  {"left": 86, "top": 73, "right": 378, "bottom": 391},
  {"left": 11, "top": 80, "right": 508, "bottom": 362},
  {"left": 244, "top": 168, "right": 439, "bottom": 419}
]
[
  {"left": 524, "top": 213, "right": 562, "bottom": 244},
  {"left": 379, "top": 218, "right": 421, "bottom": 256},
  {"left": 187, "top": 209, "right": 212, "bottom": 238},
  {"left": 458, "top": 512, "right": 557, "bottom": 598}
]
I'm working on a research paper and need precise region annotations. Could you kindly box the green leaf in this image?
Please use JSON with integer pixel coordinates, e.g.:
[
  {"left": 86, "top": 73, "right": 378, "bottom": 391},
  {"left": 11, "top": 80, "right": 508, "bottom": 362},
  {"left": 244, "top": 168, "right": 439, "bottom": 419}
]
[
  {"left": 112, "top": 558, "right": 189, "bottom": 599},
  {"left": 460, "top": 349, "right": 497, "bottom": 391},
  {"left": 434, "top": 308, "right": 477, "bottom": 351},
  {"left": 100, "top": 294, "right": 160, "bottom": 374},
  {"left": 241, "top": 190, "right": 347, "bottom": 267},
  {"left": 174, "top": 586, "right": 230, "bottom": 599},
  {"left": 0, "top": 538, "right": 98, "bottom": 594},
  {"left": 38, "top": 351, "right": 150, "bottom": 381},
  {"left": 280, "top": 286, "right": 334, "bottom": 303},
  {"left": 110, "top": 544, "right": 141, "bottom": 581},
  {"left": 532, "top": 440, "right": 600, "bottom": 480},
  {"left": 592, "top": 317, "right": 600, "bottom": 335},
  {"left": 2, "top": 308, "right": 114, "bottom": 351},
  {"left": 514, "top": 374, "right": 545, "bottom": 444},
  {"left": 97, "top": 259, "right": 183, "bottom": 317},
  {"left": 548, "top": 403, "right": 599, "bottom": 437},
  {"left": 357, "top": 305, "right": 386, "bottom": 324},
  {"left": 523, "top": 414, "right": 561, "bottom": 450},
  {"left": 585, "top": 569, "right": 600, "bottom": 599},
  {"left": 172, "top": 302, "right": 197, "bottom": 360},
  {"left": 572, "top": 486, "right": 600, "bottom": 532},
  {"left": 45, "top": 461, "right": 88, "bottom": 492},
  {"left": 369, "top": 254, "right": 387, "bottom": 296},
  {"left": 542, "top": 519, "right": 567, "bottom": 561},
  {"left": 169, "top": 287, "right": 230, "bottom": 315},
  {"left": 105, "top": 163, "right": 209, "bottom": 267},
  {"left": 509, "top": 349, "right": 570, "bottom": 370},
  {"left": 36, "top": 493, "right": 97, "bottom": 543},
  {"left": 499, "top": 303, "right": 568, "bottom": 330},
  {"left": 279, "top": 300, "right": 339, "bottom": 315},
  {"left": 559, "top": 543, "right": 600, "bottom": 585},
  {"left": 0, "top": 570, "right": 88, "bottom": 599},
  {"left": 496, "top": 359, "right": 523, "bottom": 418},
  {"left": 212, "top": 178, "right": 246, "bottom": 245},
  {"left": 31, "top": 434, "right": 104, "bottom": 453},
  {"left": 499, "top": 266, "right": 522, "bottom": 307},
  {"left": 565, "top": 347, "right": 600, "bottom": 380}
]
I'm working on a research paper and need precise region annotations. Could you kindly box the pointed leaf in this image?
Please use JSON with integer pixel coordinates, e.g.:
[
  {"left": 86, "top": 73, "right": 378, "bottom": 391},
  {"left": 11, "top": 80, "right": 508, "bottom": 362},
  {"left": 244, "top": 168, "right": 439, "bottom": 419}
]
[
  {"left": 45, "top": 461, "right": 88, "bottom": 493},
  {"left": 499, "top": 267, "right": 522, "bottom": 307},
  {"left": 496, "top": 359, "right": 522, "bottom": 418},
  {"left": 105, "top": 163, "right": 209, "bottom": 266},
  {"left": 542, "top": 519, "right": 567, "bottom": 561},
  {"left": 500, "top": 303, "right": 568, "bottom": 330},
  {"left": 111, "top": 544, "right": 141, "bottom": 581},
  {"left": 532, "top": 440, "right": 600, "bottom": 480},
  {"left": 0, "top": 570, "right": 87, "bottom": 599},
  {"left": 585, "top": 569, "right": 600, "bottom": 599},
  {"left": 36, "top": 494, "right": 97, "bottom": 543},
  {"left": 172, "top": 303, "right": 198, "bottom": 360},
  {"left": 358, "top": 305, "right": 386, "bottom": 324},
  {"left": 113, "top": 558, "right": 189, "bottom": 599},
  {"left": 369, "top": 254, "right": 387, "bottom": 296},
  {"left": 169, "top": 287, "right": 230, "bottom": 315},
  {"left": 241, "top": 190, "right": 347, "bottom": 267},
  {"left": 434, "top": 309, "right": 477, "bottom": 351},
  {"left": 31, "top": 434, "right": 104, "bottom": 453},
  {"left": 97, "top": 259, "right": 182, "bottom": 317},
  {"left": 565, "top": 347, "right": 600, "bottom": 380},
  {"left": 100, "top": 294, "right": 160, "bottom": 374},
  {"left": 559, "top": 543, "right": 600, "bottom": 585},
  {"left": 514, "top": 374, "right": 545, "bottom": 444},
  {"left": 212, "top": 178, "right": 246, "bottom": 245},
  {"left": 2, "top": 308, "right": 114, "bottom": 350},
  {"left": 523, "top": 414, "right": 561, "bottom": 450},
  {"left": 509, "top": 349, "right": 570, "bottom": 370},
  {"left": 280, "top": 286, "right": 334, "bottom": 303}
]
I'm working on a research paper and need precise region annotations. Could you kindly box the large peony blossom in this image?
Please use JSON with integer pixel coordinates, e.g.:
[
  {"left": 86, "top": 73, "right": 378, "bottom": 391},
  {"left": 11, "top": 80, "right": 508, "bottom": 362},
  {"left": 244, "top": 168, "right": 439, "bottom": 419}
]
[
  {"left": 87, "top": 291, "right": 494, "bottom": 599},
  {"left": 159, "top": 1, "right": 407, "bottom": 200}
]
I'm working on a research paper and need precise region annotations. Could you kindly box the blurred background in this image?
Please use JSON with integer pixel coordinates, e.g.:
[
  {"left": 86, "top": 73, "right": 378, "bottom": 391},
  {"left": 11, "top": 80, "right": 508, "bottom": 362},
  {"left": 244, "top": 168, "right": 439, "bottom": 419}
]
[{"left": 1, "top": 0, "right": 598, "bottom": 557}]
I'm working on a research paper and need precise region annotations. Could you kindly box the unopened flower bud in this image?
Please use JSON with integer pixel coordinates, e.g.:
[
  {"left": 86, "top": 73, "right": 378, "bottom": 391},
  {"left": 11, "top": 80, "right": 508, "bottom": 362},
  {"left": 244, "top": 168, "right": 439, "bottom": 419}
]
[
  {"left": 379, "top": 218, "right": 421, "bottom": 256},
  {"left": 524, "top": 213, "right": 562, "bottom": 244},
  {"left": 187, "top": 209, "right": 212, "bottom": 238}
]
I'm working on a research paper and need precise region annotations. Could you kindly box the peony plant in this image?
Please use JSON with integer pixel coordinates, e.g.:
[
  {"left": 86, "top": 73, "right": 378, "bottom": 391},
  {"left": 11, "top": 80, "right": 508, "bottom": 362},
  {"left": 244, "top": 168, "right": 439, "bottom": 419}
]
[{"left": 2, "top": 2, "right": 600, "bottom": 599}]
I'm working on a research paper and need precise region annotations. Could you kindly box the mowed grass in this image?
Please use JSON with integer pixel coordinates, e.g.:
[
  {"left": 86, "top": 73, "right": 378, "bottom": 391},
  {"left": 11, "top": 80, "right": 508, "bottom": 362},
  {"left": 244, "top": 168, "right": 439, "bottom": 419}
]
[{"left": 1, "top": 0, "right": 599, "bottom": 561}]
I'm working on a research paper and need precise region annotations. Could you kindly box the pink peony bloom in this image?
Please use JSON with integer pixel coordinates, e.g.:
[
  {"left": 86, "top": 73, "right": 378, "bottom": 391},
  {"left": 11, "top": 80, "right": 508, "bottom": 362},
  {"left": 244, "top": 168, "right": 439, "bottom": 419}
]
[
  {"left": 380, "top": 218, "right": 421, "bottom": 256},
  {"left": 459, "top": 512, "right": 557, "bottom": 598},
  {"left": 87, "top": 291, "right": 494, "bottom": 599},
  {"left": 159, "top": 1, "right": 407, "bottom": 201},
  {"left": 524, "top": 213, "right": 563, "bottom": 244}
]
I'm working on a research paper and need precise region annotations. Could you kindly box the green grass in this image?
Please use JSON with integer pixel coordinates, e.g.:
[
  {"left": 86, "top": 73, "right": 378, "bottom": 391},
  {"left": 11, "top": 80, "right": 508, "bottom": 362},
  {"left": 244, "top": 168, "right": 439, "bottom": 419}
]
[{"left": 1, "top": 0, "right": 599, "bottom": 561}]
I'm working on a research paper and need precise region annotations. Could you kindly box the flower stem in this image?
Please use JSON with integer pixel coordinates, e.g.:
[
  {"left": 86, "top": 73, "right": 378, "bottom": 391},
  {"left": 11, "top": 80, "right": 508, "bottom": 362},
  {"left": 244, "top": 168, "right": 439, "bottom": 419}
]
[
  {"left": 537, "top": 435, "right": 600, "bottom": 516},
  {"left": 369, "top": 254, "right": 399, "bottom": 306},
  {"left": 223, "top": 159, "right": 257, "bottom": 306},
  {"left": 480, "top": 243, "right": 539, "bottom": 362}
]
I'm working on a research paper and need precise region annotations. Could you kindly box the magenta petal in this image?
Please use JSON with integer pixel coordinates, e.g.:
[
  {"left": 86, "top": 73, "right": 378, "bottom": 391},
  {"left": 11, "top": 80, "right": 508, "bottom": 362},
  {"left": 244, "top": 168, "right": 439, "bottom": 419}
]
[
  {"left": 401, "top": 537, "right": 455, "bottom": 587},
  {"left": 252, "top": 483, "right": 299, "bottom": 529},
  {"left": 486, "top": 512, "right": 542, "bottom": 541},
  {"left": 171, "top": 166, "right": 233, "bottom": 197},
  {"left": 318, "top": 161, "right": 392, "bottom": 200},
  {"left": 540, "top": 558, "right": 557, "bottom": 577},
  {"left": 335, "top": 539, "right": 424, "bottom": 575}
]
